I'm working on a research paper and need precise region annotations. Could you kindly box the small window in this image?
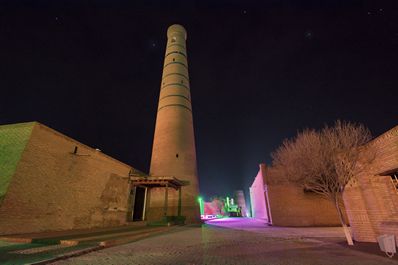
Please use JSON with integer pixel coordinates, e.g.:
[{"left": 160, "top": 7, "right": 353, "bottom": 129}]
[
  {"left": 172, "top": 58, "right": 175, "bottom": 62},
  {"left": 176, "top": 154, "right": 179, "bottom": 158},
  {"left": 181, "top": 80, "right": 184, "bottom": 84}
]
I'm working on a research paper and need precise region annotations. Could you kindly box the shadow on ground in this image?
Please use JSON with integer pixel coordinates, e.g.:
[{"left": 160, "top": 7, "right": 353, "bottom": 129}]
[{"left": 0, "top": 241, "right": 96, "bottom": 265}]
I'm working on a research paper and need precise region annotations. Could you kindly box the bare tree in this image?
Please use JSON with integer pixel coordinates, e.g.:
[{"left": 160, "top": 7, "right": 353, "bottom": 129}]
[
  {"left": 210, "top": 197, "right": 225, "bottom": 216},
  {"left": 271, "top": 120, "right": 373, "bottom": 245}
]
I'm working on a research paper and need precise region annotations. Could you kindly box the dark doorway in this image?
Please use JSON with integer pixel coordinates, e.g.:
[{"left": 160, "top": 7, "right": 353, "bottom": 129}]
[{"left": 133, "top": 186, "right": 146, "bottom": 221}]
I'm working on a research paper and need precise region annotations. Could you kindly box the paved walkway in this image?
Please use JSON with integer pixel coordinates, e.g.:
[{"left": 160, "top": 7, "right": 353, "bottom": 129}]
[
  {"left": 207, "top": 218, "right": 346, "bottom": 239},
  {"left": 52, "top": 218, "right": 398, "bottom": 265},
  {"left": 0, "top": 223, "right": 169, "bottom": 265},
  {"left": 0, "top": 221, "right": 147, "bottom": 244}
]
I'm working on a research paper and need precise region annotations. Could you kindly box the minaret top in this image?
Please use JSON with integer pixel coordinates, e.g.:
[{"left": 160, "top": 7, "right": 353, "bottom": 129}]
[{"left": 167, "top": 24, "right": 187, "bottom": 40}]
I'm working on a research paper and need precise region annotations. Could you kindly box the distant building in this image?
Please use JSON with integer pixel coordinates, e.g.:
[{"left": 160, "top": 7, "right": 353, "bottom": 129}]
[
  {"left": 343, "top": 125, "right": 398, "bottom": 243},
  {"left": 249, "top": 164, "right": 344, "bottom": 226},
  {"left": 224, "top": 197, "right": 241, "bottom": 217},
  {"left": 235, "top": 190, "right": 248, "bottom": 217},
  {"left": 201, "top": 196, "right": 246, "bottom": 219}
]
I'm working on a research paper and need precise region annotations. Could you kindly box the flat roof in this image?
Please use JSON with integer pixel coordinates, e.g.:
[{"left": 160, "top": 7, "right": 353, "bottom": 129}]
[{"left": 130, "top": 176, "right": 190, "bottom": 189}]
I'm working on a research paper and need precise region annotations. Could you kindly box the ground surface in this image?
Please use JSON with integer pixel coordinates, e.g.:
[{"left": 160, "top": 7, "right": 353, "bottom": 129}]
[
  {"left": 51, "top": 218, "right": 398, "bottom": 265},
  {"left": 0, "top": 240, "right": 96, "bottom": 265}
]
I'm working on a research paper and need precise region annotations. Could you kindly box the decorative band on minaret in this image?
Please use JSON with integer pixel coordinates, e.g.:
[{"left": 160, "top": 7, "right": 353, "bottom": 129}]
[
  {"left": 148, "top": 24, "right": 200, "bottom": 223},
  {"left": 157, "top": 25, "right": 192, "bottom": 113}
]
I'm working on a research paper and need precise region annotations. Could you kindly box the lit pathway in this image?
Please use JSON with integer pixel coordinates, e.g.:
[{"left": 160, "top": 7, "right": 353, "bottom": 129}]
[
  {"left": 52, "top": 218, "right": 398, "bottom": 265},
  {"left": 207, "top": 217, "right": 346, "bottom": 239}
]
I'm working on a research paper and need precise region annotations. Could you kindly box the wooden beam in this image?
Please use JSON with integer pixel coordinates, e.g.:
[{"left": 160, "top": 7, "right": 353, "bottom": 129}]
[
  {"left": 164, "top": 183, "right": 169, "bottom": 217},
  {"left": 178, "top": 187, "right": 182, "bottom": 217}
]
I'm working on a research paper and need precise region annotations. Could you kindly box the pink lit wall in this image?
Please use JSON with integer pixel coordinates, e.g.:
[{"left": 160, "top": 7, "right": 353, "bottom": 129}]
[{"left": 249, "top": 164, "right": 268, "bottom": 220}]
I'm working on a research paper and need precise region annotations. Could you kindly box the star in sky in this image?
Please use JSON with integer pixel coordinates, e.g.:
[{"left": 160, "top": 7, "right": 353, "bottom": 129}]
[{"left": 305, "top": 30, "right": 313, "bottom": 40}]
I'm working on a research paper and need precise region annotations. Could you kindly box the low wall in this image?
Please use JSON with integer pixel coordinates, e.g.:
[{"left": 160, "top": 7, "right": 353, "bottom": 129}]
[{"left": 267, "top": 184, "right": 344, "bottom": 227}]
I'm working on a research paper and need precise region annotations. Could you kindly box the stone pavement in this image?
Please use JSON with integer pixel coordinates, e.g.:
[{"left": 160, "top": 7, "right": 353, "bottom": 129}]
[
  {"left": 0, "top": 224, "right": 170, "bottom": 265},
  {"left": 207, "top": 218, "right": 346, "bottom": 239},
  {"left": 52, "top": 218, "right": 398, "bottom": 265}
]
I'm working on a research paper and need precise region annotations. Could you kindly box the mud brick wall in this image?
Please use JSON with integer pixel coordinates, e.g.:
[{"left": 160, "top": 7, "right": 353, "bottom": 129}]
[
  {"left": 266, "top": 184, "right": 343, "bottom": 226},
  {"left": 343, "top": 126, "right": 398, "bottom": 242},
  {"left": 0, "top": 122, "right": 133, "bottom": 235}
]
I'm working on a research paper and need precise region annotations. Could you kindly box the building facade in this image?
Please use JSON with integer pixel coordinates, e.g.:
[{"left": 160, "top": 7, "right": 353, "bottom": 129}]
[
  {"left": 0, "top": 122, "right": 136, "bottom": 235},
  {"left": 249, "top": 164, "right": 269, "bottom": 220},
  {"left": 343, "top": 125, "right": 398, "bottom": 242},
  {"left": 235, "top": 190, "right": 248, "bottom": 217}
]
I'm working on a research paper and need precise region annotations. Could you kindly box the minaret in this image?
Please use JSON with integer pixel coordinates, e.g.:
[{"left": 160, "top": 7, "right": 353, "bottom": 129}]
[{"left": 148, "top": 24, "right": 200, "bottom": 223}]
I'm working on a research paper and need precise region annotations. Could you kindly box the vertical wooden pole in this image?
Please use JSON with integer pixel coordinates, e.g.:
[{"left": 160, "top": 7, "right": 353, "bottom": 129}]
[
  {"left": 130, "top": 186, "right": 136, "bottom": 221},
  {"left": 164, "top": 183, "right": 169, "bottom": 217},
  {"left": 142, "top": 187, "right": 148, "bottom": 221},
  {"left": 178, "top": 187, "right": 182, "bottom": 217}
]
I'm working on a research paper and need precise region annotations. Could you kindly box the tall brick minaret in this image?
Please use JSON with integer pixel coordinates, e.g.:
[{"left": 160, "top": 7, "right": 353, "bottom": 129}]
[{"left": 148, "top": 24, "right": 200, "bottom": 223}]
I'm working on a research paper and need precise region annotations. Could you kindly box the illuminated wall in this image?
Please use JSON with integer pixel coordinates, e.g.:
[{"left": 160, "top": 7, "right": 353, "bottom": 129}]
[
  {"left": 266, "top": 184, "right": 343, "bottom": 226},
  {"left": 343, "top": 125, "right": 398, "bottom": 243},
  {"left": 0, "top": 122, "right": 135, "bottom": 235},
  {"left": 250, "top": 163, "right": 343, "bottom": 226},
  {"left": 249, "top": 164, "right": 268, "bottom": 220}
]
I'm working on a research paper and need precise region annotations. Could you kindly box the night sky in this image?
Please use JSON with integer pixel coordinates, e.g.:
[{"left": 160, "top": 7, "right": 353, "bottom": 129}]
[{"left": 1, "top": 0, "right": 397, "bottom": 201}]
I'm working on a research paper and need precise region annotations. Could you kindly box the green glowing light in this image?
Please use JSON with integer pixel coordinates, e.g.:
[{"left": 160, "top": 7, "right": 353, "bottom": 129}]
[
  {"left": 223, "top": 196, "right": 241, "bottom": 216},
  {"left": 198, "top": 196, "right": 204, "bottom": 215}
]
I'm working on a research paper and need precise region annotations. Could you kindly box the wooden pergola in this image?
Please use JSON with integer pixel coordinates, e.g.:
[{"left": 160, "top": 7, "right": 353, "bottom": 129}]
[{"left": 129, "top": 176, "right": 189, "bottom": 217}]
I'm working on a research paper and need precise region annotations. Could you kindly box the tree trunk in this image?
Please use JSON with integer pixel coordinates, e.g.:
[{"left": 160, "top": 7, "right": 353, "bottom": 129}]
[{"left": 334, "top": 195, "right": 354, "bottom": 245}]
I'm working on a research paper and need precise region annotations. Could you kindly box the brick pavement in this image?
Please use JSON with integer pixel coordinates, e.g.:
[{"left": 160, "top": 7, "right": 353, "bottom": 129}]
[{"left": 52, "top": 220, "right": 398, "bottom": 265}]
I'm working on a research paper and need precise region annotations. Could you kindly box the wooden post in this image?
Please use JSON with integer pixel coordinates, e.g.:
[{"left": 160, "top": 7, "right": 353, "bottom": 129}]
[
  {"left": 178, "top": 187, "right": 182, "bottom": 217},
  {"left": 164, "top": 183, "right": 169, "bottom": 217}
]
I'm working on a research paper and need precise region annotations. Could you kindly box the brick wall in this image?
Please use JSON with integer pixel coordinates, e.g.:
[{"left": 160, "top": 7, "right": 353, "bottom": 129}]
[
  {"left": 266, "top": 184, "right": 343, "bottom": 226},
  {"left": 0, "top": 122, "right": 135, "bottom": 235},
  {"left": 343, "top": 125, "right": 398, "bottom": 242},
  {"left": 249, "top": 163, "right": 345, "bottom": 226}
]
